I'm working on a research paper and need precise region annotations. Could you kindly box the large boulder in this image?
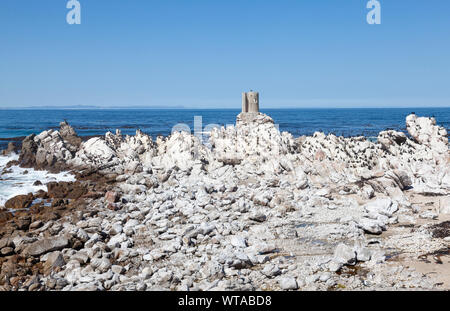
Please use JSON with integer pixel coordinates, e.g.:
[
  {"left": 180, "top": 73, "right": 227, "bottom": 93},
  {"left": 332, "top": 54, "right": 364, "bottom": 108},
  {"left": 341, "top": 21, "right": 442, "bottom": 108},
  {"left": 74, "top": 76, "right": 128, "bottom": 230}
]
[
  {"left": 364, "top": 197, "right": 398, "bottom": 217},
  {"left": 406, "top": 114, "right": 448, "bottom": 153},
  {"left": 19, "top": 134, "right": 38, "bottom": 168},
  {"left": 333, "top": 243, "right": 357, "bottom": 265},
  {"left": 152, "top": 131, "right": 208, "bottom": 172},
  {"left": 23, "top": 236, "right": 69, "bottom": 257},
  {"left": 18, "top": 122, "right": 81, "bottom": 172},
  {"left": 43, "top": 251, "right": 66, "bottom": 275},
  {"left": 47, "top": 181, "right": 88, "bottom": 200},
  {"left": 59, "top": 121, "right": 82, "bottom": 152},
  {"left": 393, "top": 170, "right": 412, "bottom": 189},
  {"left": 209, "top": 113, "right": 297, "bottom": 173},
  {"left": 4, "top": 193, "right": 34, "bottom": 210},
  {"left": 377, "top": 130, "right": 407, "bottom": 152},
  {"left": 79, "top": 137, "right": 115, "bottom": 161}
]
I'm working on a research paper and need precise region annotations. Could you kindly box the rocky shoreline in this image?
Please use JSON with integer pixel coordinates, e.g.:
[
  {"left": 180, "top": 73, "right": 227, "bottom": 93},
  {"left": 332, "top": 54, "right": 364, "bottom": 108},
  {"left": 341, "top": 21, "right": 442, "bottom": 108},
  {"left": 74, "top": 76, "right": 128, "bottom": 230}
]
[{"left": 0, "top": 112, "right": 449, "bottom": 291}]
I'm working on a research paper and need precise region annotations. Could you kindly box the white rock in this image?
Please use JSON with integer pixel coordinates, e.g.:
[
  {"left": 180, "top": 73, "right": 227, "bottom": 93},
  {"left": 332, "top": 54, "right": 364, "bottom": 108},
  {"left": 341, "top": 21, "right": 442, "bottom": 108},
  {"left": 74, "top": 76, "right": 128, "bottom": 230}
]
[
  {"left": 279, "top": 277, "right": 298, "bottom": 290},
  {"left": 356, "top": 218, "right": 385, "bottom": 235},
  {"left": 111, "top": 265, "right": 124, "bottom": 274},
  {"left": 261, "top": 264, "right": 281, "bottom": 277},
  {"left": 419, "top": 211, "right": 438, "bottom": 220},
  {"left": 140, "top": 267, "right": 153, "bottom": 279},
  {"left": 354, "top": 245, "right": 372, "bottom": 262},
  {"left": 230, "top": 236, "right": 247, "bottom": 248},
  {"left": 333, "top": 243, "right": 356, "bottom": 265},
  {"left": 364, "top": 198, "right": 398, "bottom": 217},
  {"left": 319, "top": 272, "right": 332, "bottom": 282}
]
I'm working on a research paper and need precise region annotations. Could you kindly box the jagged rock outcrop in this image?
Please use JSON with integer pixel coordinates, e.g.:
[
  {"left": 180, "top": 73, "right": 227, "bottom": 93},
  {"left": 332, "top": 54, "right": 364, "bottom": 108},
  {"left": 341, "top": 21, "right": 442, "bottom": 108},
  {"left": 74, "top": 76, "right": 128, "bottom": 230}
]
[
  {"left": 59, "top": 121, "right": 82, "bottom": 152},
  {"left": 2, "top": 111, "right": 450, "bottom": 292},
  {"left": 406, "top": 114, "right": 448, "bottom": 153},
  {"left": 153, "top": 130, "right": 209, "bottom": 173},
  {"left": 210, "top": 112, "right": 297, "bottom": 172},
  {"left": 64, "top": 129, "right": 154, "bottom": 176},
  {"left": 1, "top": 142, "right": 18, "bottom": 156},
  {"left": 19, "top": 134, "right": 38, "bottom": 168},
  {"left": 16, "top": 113, "right": 449, "bottom": 198},
  {"left": 18, "top": 122, "right": 82, "bottom": 172},
  {"left": 377, "top": 130, "right": 407, "bottom": 153}
]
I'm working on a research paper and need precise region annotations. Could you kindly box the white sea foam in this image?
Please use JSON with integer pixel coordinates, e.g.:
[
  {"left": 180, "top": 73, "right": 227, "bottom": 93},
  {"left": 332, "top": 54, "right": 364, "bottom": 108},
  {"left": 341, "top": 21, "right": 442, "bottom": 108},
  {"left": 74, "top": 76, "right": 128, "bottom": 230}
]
[{"left": 0, "top": 154, "right": 75, "bottom": 207}]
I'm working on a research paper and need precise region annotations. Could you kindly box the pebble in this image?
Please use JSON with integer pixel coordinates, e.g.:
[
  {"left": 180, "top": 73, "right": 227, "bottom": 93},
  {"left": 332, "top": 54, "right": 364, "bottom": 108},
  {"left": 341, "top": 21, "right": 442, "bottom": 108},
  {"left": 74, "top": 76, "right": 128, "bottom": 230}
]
[{"left": 279, "top": 277, "right": 298, "bottom": 290}]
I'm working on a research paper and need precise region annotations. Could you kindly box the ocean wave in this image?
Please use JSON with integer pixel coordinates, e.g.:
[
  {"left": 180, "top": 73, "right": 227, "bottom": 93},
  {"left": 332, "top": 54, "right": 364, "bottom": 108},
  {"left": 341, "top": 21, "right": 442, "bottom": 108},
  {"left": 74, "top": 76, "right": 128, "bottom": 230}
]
[{"left": 0, "top": 154, "right": 75, "bottom": 207}]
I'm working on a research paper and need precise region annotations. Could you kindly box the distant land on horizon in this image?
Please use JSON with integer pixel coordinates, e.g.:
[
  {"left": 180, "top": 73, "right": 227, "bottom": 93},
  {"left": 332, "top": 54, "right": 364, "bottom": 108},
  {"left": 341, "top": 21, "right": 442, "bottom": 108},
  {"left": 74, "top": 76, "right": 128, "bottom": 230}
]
[
  {"left": 0, "top": 105, "right": 187, "bottom": 110},
  {"left": 1, "top": 105, "right": 450, "bottom": 110}
]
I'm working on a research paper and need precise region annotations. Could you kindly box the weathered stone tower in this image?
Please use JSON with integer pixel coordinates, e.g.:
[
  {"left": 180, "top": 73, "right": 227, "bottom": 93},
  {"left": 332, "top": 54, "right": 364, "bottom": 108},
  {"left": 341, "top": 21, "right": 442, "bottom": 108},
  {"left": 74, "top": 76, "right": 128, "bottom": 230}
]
[{"left": 242, "top": 91, "right": 259, "bottom": 113}]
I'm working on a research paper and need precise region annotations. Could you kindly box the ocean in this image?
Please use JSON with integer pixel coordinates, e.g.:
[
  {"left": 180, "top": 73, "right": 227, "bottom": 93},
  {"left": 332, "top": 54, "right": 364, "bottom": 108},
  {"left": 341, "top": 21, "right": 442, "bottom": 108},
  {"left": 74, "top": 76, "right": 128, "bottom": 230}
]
[
  {"left": 0, "top": 153, "right": 74, "bottom": 208},
  {"left": 0, "top": 107, "right": 449, "bottom": 208},
  {"left": 1, "top": 108, "right": 449, "bottom": 150}
]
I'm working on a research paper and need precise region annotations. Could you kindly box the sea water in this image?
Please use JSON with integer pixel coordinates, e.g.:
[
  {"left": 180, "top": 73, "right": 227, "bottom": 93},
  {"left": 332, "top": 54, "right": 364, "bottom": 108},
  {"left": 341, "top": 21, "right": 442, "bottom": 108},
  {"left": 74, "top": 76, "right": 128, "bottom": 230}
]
[
  {"left": 0, "top": 108, "right": 448, "bottom": 206},
  {"left": 0, "top": 154, "right": 75, "bottom": 207},
  {"left": 0, "top": 108, "right": 449, "bottom": 150}
]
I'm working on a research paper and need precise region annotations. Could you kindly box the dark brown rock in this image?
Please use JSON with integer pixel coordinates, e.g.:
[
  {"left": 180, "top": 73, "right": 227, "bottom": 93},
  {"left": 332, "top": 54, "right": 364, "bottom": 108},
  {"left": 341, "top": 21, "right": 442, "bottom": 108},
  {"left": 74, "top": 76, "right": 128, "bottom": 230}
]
[
  {"left": 431, "top": 221, "right": 450, "bottom": 239},
  {"left": 34, "top": 190, "right": 48, "bottom": 199},
  {"left": 1, "top": 142, "right": 17, "bottom": 156},
  {"left": 47, "top": 181, "right": 87, "bottom": 199},
  {"left": 51, "top": 199, "right": 66, "bottom": 208},
  {"left": 43, "top": 251, "right": 65, "bottom": 275},
  {"left": 18, "top": 134, "right": 38, "bottom": 168},
  {"left": 0, "top": 259, "right": 18, "bottom": 281},
  {"left": 0, "top": 237, "right": 14, "bottom": 249},
  {"left": 71, "top": 239, "right": 83, "bottom": 250},
  {"left": 5, "top": 194, "right": 34, "bottom": 210},
  {"left": 5, "top": 160, "right": 19, "bottom": 168},
  {"left": 29, "top": 220, "right": 43, "bottom": 230},
  {"left": 59, "top": 121, "right": 82, "bottom": 152},
  {"left": 14, "top": 216, "right": 31, "bottom": 230},
  {"left": 83, "top": 191, "right": 104, "bottom": 200},
  {"left": 29, "top": 204, "right": 44, "bottom": 215},
  {"left": 23, "top": 236, "right": 69, "bottom": 257},
  {"left": 47, "top": 212, "right": 61, "bottom": 221},
  {"left": 107, "top": 203, "right": 120, "bottom": 211},
  {"left": 0, "top": 247, "right": 14, "bottom": 256},
  {"left": 0, "top": 212, "right": 13, "bottom": 224}
]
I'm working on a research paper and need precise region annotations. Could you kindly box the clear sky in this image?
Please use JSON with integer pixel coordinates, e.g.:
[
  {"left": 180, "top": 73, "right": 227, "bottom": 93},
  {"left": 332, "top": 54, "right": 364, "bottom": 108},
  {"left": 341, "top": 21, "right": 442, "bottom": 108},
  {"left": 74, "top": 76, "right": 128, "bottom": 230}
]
[{"left": 1, "top": 0, "right": 449, "bottom": 108}]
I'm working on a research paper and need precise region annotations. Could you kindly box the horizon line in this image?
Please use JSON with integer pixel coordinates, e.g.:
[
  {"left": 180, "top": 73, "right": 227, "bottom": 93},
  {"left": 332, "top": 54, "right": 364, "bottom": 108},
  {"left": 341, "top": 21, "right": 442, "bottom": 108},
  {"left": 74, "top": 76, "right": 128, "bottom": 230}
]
[{"left": 1, "top": 106, "right": 450, "bottom": 110}]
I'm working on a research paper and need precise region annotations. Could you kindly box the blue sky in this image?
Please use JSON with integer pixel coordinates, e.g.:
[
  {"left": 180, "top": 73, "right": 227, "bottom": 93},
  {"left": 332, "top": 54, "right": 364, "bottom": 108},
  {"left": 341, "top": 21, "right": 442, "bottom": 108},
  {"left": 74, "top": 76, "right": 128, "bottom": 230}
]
[{"left": 0, "top": 0, "right": 449, "bottom": 108}]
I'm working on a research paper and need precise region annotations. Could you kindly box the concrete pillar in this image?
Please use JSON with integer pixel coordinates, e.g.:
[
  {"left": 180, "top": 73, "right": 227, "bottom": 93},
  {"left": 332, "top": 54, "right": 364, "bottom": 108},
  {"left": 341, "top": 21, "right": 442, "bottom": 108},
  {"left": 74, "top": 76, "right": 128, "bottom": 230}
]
[
  {"left": 242, "top": 92, "right": 248, "bottom": 113},
  {"left": 247, "top": 92, "right": 259, "bottom": 112},
  {"left": 241, "top": 91, "right": 259, "bottom": 113}
]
